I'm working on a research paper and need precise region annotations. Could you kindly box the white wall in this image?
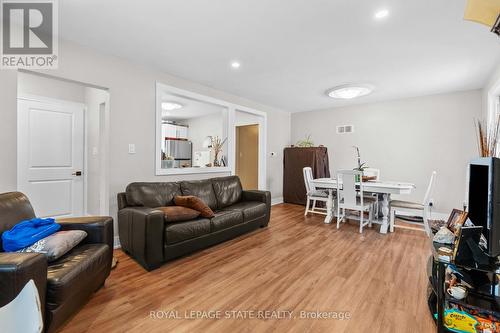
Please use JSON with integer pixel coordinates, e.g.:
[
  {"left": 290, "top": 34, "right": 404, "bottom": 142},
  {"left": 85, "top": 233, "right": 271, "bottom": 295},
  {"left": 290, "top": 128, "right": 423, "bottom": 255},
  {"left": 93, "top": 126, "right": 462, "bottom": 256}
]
[
  {"left": 17, "top": 72, "right": 86, "bottom": 103},
  {"left": 184, "top": 113, "right": 224, "bottom": 161},
  {"left": 264, "top": 110, "right": 290, "bottom": 199},
  {"left": 0, "top": 39, "right": 291, "bottom": 236},
  {"left": 0, "top": 71, "right": 17, "bottom": 192},
  {"left": 235, "top": 110, "right": 260, "bottom": 126},
  {"left": 291, "top": 90, "right": 482, "bottom": 214}
]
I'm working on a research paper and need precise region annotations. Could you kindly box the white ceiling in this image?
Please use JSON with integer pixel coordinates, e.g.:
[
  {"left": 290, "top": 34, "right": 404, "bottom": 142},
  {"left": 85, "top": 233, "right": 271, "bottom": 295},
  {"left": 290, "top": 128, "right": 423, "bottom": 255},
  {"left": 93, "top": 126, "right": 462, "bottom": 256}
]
[{"left": 60, "top": 0, "right": 500, "bottom": 112}]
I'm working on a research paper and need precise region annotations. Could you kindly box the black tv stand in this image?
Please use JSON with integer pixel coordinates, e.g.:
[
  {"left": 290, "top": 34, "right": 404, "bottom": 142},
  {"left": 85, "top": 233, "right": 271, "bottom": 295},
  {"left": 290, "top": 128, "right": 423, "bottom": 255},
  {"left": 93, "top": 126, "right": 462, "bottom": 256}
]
[{"left": 430, "top": 241, "right": 500, "bottom": 332}]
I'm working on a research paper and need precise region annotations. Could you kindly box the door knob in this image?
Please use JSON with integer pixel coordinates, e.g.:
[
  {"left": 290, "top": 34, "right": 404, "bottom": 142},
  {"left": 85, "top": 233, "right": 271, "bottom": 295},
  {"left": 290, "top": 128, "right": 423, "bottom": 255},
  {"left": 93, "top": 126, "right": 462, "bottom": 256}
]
[{"left": 72, "top": 171, "right": 82, "bottom": 176}]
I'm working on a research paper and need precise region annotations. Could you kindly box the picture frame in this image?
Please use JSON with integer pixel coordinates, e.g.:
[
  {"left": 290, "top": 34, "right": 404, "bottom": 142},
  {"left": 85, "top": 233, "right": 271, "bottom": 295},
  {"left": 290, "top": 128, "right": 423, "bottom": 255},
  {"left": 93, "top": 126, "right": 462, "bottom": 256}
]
[
  {"left": 446, "top": 209, "right": 468, "bottom": 234},
  {"left": 452, "top": 226, "right": 486, "bottom": 265}
]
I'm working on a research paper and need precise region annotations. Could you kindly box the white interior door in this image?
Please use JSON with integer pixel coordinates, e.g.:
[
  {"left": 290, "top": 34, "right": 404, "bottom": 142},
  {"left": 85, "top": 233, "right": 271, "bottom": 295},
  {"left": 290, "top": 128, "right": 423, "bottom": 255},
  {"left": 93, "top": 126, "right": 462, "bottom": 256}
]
[{"left": 17, "top": 97, "right": 85, "bottom": 218}]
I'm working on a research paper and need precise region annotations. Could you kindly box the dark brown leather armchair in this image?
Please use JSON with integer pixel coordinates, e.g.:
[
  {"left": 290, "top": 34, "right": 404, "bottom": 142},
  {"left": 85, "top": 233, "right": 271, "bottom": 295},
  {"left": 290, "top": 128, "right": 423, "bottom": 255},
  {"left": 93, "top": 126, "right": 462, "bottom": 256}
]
[
  {"left": 118, "top": 176, "right": 271, "bottom": 271},
  {"left": 0, "top": 192, "right": 114, "bottom": 333}
]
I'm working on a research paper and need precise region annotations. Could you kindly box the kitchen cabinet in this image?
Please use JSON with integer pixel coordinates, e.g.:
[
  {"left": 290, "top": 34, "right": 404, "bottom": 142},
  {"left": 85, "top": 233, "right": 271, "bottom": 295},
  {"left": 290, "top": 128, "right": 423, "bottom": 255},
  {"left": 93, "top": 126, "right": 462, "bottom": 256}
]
[{"left": 162, "top": 124, "right": 188, "bottom": 139}]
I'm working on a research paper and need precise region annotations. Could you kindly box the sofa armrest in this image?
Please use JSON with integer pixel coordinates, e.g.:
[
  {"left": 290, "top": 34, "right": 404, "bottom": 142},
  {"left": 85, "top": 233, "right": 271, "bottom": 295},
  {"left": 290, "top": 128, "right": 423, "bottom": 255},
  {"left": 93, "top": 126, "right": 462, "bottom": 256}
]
[
  {"left": 242, "top": 190, "right": 271, "bottom": 206},
  {"left": 117, "top": 207, "right": 164, "bottom": 271},
  {"left": 56, "top": 216, "right": 114, "bottom": 252},
  {"left": 0, "top": 253, "right": 47, "bottom": 316},
  {"left": 241, "top": 190, "right": 271, "bottom": 227},
  {"left": 117, "top": 192, "right": 128, "bottom": 210}
]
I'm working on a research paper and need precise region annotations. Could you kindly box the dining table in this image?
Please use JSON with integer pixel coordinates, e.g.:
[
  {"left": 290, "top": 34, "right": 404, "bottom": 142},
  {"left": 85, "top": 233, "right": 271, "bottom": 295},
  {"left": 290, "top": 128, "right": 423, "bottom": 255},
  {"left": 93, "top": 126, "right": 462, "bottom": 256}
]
[{"left": 310, "top": 178, "right": 416, "bottom": 234}]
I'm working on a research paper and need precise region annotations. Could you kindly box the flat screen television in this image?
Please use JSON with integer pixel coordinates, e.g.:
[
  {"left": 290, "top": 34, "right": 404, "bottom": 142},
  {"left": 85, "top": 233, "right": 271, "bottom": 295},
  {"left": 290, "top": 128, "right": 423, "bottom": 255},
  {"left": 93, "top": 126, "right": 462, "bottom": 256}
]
[{"left": 468, "top": 157, "right": 500, "bottom": 257}]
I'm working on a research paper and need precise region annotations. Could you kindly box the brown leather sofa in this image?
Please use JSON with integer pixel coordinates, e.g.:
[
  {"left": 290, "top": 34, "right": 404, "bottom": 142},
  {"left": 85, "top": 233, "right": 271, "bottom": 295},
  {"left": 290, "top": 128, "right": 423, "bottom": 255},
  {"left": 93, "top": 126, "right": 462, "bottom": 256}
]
[
  {"left": 117, "top": 176, "right": 271, "bottom": 271},
  {"left": 0, "top": 192, "right": 113, "bottom": 333}
]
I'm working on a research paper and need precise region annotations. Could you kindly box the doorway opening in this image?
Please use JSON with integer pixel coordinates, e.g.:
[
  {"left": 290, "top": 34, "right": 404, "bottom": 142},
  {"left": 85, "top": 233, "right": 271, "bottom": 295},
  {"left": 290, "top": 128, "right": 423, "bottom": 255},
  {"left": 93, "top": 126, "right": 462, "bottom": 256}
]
[
  {"left": 16, "top": 71, "right": 110, "bottom": 217},
  {"left": 236, "top": 124, "right": 259, "bottom": 190},
  {"left": 234, "top": 109, "right": 267, "bottom": 191}
]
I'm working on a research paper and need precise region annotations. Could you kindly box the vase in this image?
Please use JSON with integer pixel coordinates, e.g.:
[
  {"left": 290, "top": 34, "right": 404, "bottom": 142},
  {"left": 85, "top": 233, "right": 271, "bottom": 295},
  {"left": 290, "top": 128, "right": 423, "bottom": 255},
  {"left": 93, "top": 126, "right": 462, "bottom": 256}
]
[
  {"left": 355, "top": 174, "right": 361, "bottom": 182},
  {"left": 213, "top": 152, "right": 220, "bottom": 167}
]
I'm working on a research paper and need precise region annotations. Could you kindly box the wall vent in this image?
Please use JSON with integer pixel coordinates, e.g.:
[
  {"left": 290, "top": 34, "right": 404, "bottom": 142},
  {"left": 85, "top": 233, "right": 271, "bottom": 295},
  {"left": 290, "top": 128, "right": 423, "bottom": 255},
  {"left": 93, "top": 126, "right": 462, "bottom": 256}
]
[{"left": 336, "top": 125, "right": 354, "bottom": 134}]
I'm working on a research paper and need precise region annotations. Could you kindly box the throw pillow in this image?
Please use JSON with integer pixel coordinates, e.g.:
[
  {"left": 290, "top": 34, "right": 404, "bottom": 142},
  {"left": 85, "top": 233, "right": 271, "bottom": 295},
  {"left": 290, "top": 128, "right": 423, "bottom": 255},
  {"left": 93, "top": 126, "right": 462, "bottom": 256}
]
[
  {"left": 174, "top": 195, "right": 215, "bottom": 218},
  {"left": 155, "top": 206, "right": 201, "bottom": 222},
  {"left": 17, "top": 230, "right": 87, "bottom": 262}
]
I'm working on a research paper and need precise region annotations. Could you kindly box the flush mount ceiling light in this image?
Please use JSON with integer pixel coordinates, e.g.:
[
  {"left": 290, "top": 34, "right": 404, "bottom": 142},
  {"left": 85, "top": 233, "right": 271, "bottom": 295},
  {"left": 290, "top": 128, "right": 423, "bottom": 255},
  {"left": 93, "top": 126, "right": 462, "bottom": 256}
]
[
  {"left": 464, "top": 0, "right": 500, "bottom": 37},
  {"left": 326, "top": 84, "right": 374, "bottom": 100},
  {"left": 230, "top": 61, "right": 241, "bottom": 69},
  {"left": 161, "top": 102, "right": 183, "bottom": 111},
  {"left": 374, "top": 9, "right": 390, "bottom": 20}
]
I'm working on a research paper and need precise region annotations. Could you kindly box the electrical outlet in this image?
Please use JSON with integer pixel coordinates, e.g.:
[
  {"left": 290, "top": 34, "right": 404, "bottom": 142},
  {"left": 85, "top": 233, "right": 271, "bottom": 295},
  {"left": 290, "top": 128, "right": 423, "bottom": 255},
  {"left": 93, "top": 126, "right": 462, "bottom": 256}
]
[{"left": 128, "top": 144, "right": 136, "bottom": 154}]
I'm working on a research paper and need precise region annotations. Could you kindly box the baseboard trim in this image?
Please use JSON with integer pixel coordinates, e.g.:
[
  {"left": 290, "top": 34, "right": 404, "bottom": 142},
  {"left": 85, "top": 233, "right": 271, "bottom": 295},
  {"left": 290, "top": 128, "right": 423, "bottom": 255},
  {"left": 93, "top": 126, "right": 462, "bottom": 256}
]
[
  {"left": 113, "top": 236, "right": 121, "bottom": 249},
  {"left": 271, "top": 197, "right": 284, "bottom": 206}
]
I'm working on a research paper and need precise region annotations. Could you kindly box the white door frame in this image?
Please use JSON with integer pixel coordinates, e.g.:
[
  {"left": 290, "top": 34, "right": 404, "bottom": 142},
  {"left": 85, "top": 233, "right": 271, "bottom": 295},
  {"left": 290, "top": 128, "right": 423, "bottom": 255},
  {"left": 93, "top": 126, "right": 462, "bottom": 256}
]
[
  {"left": 17, "top": 93, "right": 111, "bottom": 216},
  {"left": 233, "top": 107, "right": 267, "bottom": 191},
  {"left": 98, "top": 97, "right": 111, "bottom": 216},
  {"left": 488, "top": 77, "right": 500, "bottom": 157},
  {"left": 488, "top": 78, "right": 500, "bottom": 127},
  {"left": 82, "top": 93, "right": 111, "bottom": 216}
]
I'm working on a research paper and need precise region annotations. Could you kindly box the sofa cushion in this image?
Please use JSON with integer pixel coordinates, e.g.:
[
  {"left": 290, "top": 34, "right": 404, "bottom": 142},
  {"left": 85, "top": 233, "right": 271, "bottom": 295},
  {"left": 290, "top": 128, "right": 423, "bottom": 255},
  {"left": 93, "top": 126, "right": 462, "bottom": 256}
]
[
  {"left": 210, "top": 210, "right": 244, "bottom": 232},
  {"left": 390, "top": 200, "right": 424, "bottom": 210},
  {"left": 17, "top": 230, "right": 88, "bottom": 262},
  {"left": 223, "top": 201, "right": 267, "bottom": 222},
  {"left": 126, "top": 182, "right": 181, "bottom": 208},
  {"left": 46, "top": 243, "right": 109, "bottom": 310},
  {"left": 174, "top": 196, "right": 215, "bottom": 218},
  {"left": 212, "top": 176, "right": 243, "bottom": 209},
  {"left": 165, "top": 219, "right": 211, "bottom": 245},
  {"left": 155, "top": 206, "right": 200, "bottom": 223},
  {"left": 180, "top": 180, "right": 218, "bottom": 210}
]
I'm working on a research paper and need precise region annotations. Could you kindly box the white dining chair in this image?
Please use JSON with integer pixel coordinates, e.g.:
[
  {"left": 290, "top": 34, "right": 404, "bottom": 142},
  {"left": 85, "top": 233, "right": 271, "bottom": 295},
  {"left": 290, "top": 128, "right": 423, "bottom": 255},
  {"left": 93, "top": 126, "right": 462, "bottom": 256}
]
[
  {"left": 336, "top": 170, "right": 376, "bottom": 233},
  {"left": 362, "top": 168, "right": 381, "bottom": 215},
  {"left": 303, "top": 167, "right": 329, "bottom": 216},
  {"left": 389, "top": 171, "right": 436, "bottom": 235}
]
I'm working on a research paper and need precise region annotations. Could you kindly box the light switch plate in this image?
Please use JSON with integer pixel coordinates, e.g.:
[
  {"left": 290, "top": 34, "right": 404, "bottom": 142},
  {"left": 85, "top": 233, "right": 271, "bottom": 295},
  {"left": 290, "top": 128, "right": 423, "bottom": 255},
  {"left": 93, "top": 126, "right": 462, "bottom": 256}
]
[{"left": 128, "top": 144, "right": 136, "bottom": 154}]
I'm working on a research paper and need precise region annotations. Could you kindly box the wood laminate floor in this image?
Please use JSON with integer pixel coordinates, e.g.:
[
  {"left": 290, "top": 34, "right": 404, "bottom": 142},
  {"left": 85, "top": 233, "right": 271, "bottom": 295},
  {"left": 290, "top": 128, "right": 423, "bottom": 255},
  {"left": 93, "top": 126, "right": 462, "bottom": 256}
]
[{"left": 61, "top": 203, "right": 435, "bottom": 333}]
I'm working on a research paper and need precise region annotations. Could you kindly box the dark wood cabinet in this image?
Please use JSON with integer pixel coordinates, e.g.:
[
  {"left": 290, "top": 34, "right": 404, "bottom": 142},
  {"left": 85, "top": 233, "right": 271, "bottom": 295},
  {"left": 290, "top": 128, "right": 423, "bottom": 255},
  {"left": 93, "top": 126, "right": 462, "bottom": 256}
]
[{"left": 283, "top": 147, "right": 330, "bottom": 205}]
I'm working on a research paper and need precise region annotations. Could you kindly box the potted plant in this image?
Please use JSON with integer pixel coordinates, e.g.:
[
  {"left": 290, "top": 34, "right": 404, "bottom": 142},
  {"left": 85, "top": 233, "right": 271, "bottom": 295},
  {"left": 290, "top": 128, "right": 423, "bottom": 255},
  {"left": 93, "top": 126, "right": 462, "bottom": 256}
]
[{"left": 296, "top": 134, "right": 314, "bottom": 147}]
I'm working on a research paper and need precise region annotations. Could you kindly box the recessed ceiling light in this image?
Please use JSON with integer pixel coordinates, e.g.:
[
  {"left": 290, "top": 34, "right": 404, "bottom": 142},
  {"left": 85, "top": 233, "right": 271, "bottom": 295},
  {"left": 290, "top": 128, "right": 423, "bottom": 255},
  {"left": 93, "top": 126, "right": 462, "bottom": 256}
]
[
  {"left": 374, "top": 9, "right": 389, "bottom": 19},
  {"left": 162, "top": 102, "right": 183, "bottom": 111},
  {"left": 326, "top": 84, "right": 374, "bottom": 99},
  {"left": 231, "top": 61, "right": 241, "bottom": 69}
]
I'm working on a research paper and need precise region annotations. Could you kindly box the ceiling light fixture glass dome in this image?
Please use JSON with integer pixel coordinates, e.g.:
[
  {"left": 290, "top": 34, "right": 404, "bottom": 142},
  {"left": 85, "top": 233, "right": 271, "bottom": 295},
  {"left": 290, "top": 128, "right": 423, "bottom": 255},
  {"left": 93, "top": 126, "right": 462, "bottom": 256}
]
[
  {"left": 326, "top": 84, "right": 374, "bottom": 99},
  {"left": 374, "top": 9, "right": 390, "bottom": 19},
  {"left": 161, "top": 102, "right": 183, "bottom": 111}
]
